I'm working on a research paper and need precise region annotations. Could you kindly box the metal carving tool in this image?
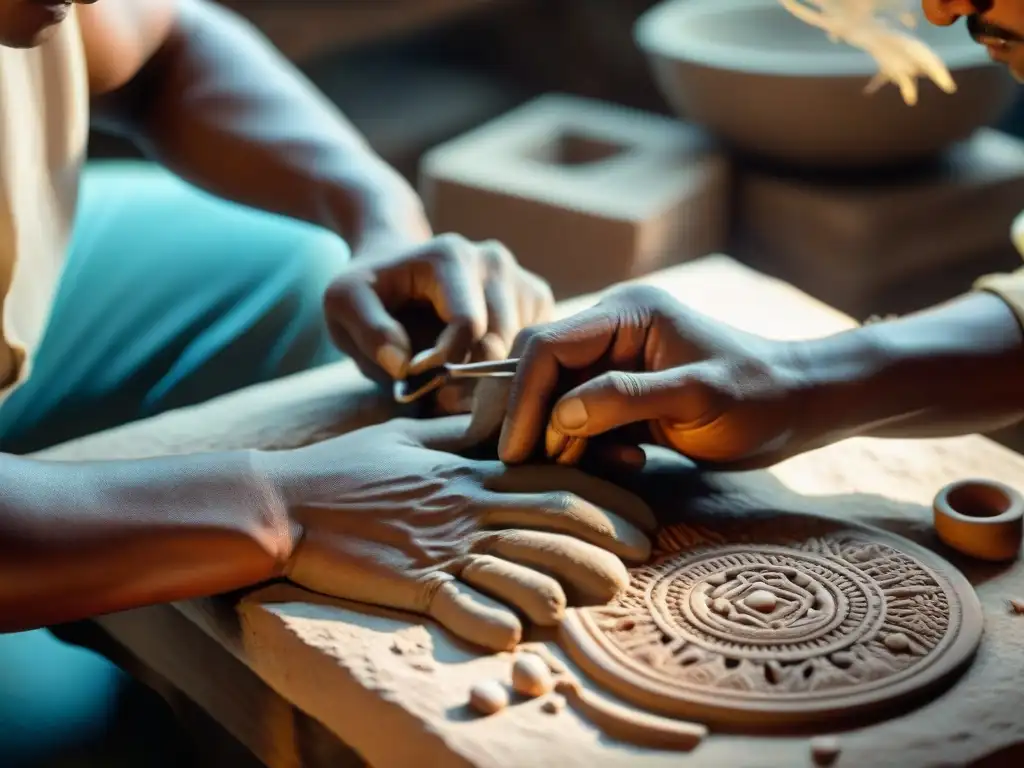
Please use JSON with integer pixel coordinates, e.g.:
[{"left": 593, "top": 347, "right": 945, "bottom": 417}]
[{"left": 393, "top": 358, "right": 520, "bottom": 404}]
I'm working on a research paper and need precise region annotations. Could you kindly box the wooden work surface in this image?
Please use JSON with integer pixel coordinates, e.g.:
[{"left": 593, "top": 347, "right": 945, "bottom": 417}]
[{"left": 37, "top": 256, "right": 1024, "bottom": 768}]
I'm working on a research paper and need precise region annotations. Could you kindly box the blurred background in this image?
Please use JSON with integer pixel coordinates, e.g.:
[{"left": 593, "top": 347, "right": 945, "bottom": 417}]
[
  {"left": 91, "top": 1, "right": 670, "bottom": 177},
  {"left": 89, "top": 0, "right": 1024, "bottom": 450}
]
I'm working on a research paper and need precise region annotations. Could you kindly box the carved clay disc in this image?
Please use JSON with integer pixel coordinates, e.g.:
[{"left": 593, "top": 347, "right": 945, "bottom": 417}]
[{"left": 558, "top": 512, "right": 983, "bottom": 733}]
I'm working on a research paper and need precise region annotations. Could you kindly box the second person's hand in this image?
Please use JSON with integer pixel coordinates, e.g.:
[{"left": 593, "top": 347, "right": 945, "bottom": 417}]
[
  {"left": 324, "top": 233, "right": 553, "bottom": 411},
  {"left": 489, "top": 285, "right": 828, "bottom": 470}
]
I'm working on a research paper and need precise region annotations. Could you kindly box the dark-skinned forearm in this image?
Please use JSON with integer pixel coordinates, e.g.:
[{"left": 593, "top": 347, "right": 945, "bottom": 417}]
[
  {"left": 799, "top": 292, "right": 1024, "bottom": 442},
  {"left": 95, "top": 0, "right": 429, "bottom": 252},
  {"left": 0, "top": 450, "right": 289, "bottom": 632}
]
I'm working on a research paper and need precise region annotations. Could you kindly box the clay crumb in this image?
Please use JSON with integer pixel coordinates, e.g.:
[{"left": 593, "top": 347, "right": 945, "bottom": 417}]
[
  {"left": 541, "top": 694, "right": 566, "bottom": 714},
  {"left": 390, "top": 636, "right": 434, "bottom": 671},
  {"left": 511, "top": 653, "right": 555, "bottom": 698},
  {"left": 883, "top": 632, "right": 911, "bottom": 653},
  {"left": 519, "top": 644, "right": 568, "bottom": 675},
  {"left": 810, "top": 736, "right": 840, "bottom": 766},
  {"left": 469, "top": 680, "right": 509, "bottom": 716},
  {"left": 1009, "top": 599, "right": 1024, "bottom": 614},
  {"left": 390, "top": 635, "right": 428, "bottom": 655}
]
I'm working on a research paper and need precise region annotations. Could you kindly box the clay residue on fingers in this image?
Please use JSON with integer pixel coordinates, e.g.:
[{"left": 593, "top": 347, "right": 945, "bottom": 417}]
[
  {"left": 459, "top": 554, "right": 567, "bottom": 626},
  {"left": 482, "top": 530, "right": 630, "bottom": 604},
  {"left": 429, "top": 579, "right": 522, "bottom": 651}
]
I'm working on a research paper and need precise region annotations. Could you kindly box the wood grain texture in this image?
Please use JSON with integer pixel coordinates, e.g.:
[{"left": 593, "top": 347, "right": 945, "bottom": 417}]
[{"left": 36, "top": 256, "right": 1024, "bottom": 767}]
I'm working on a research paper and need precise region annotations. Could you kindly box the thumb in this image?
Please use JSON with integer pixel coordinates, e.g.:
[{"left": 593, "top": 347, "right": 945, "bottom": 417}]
[{"left": 550, "top": 366, "right": 714, "bottom": 437}]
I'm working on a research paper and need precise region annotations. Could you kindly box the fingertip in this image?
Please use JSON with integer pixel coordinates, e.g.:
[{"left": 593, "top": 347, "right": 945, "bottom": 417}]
[
  {"left": 408, "top": 346, "right": 446, "bottom": 375},
  {"left": 630, "top": 502, "right": 659, "bottom": 540},
  {"left": 430, "top": 580, "right": 523, "bottom": 652},
  {"left": 553, "top": 397, "right": 589, "bottom": 433},
  {"left": 497, "top": 422, "right": 517, "bottom": 464},
  {"left": 498, "top": 418, "right": 542, "bottom": 465},
  {"left": 376, "top": 342, "right": 409, "bottom": 379},
  {"left": 596, "top": 555, "right": 631, "bottom": 603},
  {"left": 435, "top": 316, "right": 484, "bottom": 367},
  {"left": 621, "top": 526, "right": 653, "bottom": 565},
  {"left": 585, "top": 507, "right": 652, "bottom": 564}
]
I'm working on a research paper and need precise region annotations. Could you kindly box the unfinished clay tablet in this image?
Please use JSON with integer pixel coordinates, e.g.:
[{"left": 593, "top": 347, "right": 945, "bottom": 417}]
[{"left": 558, "top": 512, "right": 982, "bottom": 733}]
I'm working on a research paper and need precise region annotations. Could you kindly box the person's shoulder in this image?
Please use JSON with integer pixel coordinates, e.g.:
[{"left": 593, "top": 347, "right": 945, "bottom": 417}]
[{"left": 76, "top": 0, "right": 176, "bottom": 96}]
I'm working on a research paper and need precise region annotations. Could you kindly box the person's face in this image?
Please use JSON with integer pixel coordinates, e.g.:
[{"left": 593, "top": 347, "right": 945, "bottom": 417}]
[
  {"left": 923, "top": 0, "right": 1024, "bottom": 80},
  {"left": 0, "top": 0, "right": 96, "bottom": 49}
]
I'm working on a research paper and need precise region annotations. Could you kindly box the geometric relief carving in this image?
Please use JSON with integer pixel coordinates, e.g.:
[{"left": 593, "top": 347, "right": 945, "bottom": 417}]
[{"left": 558, "top": 513, "right": 983, "bottom": 734}]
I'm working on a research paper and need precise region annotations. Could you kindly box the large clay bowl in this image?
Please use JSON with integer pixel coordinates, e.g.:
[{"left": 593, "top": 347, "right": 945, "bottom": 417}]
[{"left": 635, "top": 0, "right": 1016, "bottom": 169}]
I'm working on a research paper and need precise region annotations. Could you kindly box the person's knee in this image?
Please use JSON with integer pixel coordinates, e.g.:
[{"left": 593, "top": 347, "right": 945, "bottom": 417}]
[
  {"left": 0, "top": 629, "right": 186, "bottom": 766},
  {"left": 257, "top": 224, "right": 350, "bottom": 372}
]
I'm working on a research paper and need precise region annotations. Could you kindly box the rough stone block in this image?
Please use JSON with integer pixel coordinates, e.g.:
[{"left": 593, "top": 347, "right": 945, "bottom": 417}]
[
  {"left": 419, "top": 94, "right": 730, "bottom": 298},
  {"left": 734, "top": 129, "right": 1024, "bottom": 317}
]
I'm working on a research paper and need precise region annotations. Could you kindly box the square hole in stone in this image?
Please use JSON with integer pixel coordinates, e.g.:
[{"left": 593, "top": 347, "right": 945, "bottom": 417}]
[{"left": 526, "top": 129, "right": 630, "bottom": 167}]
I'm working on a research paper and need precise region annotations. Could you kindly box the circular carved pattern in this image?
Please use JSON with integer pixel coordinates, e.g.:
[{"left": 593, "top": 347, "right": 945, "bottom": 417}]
[
  {"left": 558, "top": 516, "right": 982, "bottom": 733},
  {"left": 659, "top": 547, "right": 888, "bottom": 662}
]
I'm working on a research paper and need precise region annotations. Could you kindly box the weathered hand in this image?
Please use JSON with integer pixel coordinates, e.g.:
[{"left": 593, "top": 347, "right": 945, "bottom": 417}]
[
  {"left": 324, "top": 233, "right": 553, "bottom": 409},
  {"left": 259, "top": 415, "right": 655, "bottom": 651},
  {"left": 475, "top": 284, "right": 817, "bottom": 470}
]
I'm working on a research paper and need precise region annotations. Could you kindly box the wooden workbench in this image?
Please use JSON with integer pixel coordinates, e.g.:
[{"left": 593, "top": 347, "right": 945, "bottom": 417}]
[{"left": 37, "top": 256, "right": 1024, "bottom": 767}]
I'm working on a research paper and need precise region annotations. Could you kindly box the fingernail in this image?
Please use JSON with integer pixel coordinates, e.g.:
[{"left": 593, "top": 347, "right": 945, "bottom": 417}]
[
  {"left": 376, "top": 343, "right": 408, "bottom": 378},
  {"left": 408, "top": 347, "right": 445, "bottom": 375},
  {"left": 555, "top": 436, "right": 587, "bottom": 466},
  {"left": 554, "top": 397, "right": 588, "bottom": 431},
  {"left": 545, "top": 423, "right": 569, "bottom": 459}
]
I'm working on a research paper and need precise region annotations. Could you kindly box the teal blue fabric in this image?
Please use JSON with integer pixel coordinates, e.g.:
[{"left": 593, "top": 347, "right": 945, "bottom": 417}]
[
  {"left": 0, "top": 160, "right": 348, "bottom": 453},
  {"left": 0, "top": 160, "right": 349, "bottom": 767}
]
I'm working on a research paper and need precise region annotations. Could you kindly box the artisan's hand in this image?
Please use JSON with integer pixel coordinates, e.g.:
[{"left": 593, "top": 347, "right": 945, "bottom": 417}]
[
  {"left": 486, "top": 285, "right": 818, "bottom": 469},
  {"left": 324, "top": 233, "right": 553, "bottom": 403},
  {"left": 258, "top": 416, "right": 655, "bottom": 651}
]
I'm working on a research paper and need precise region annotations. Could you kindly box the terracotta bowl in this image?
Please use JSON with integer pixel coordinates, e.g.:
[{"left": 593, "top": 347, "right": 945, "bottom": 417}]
[{"left": 635, "top": 0, "right": 1016, "bottom": 169}]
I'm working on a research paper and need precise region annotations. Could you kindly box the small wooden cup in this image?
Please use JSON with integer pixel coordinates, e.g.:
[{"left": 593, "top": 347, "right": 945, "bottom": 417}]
[{"left": 933, "top": 479, "right": 1024, "bottom": 562}]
